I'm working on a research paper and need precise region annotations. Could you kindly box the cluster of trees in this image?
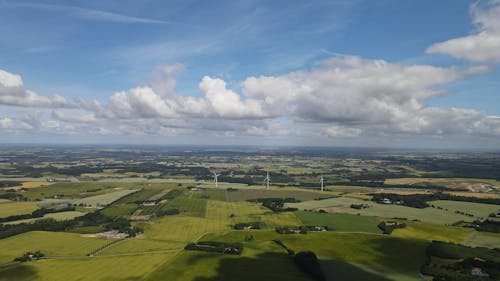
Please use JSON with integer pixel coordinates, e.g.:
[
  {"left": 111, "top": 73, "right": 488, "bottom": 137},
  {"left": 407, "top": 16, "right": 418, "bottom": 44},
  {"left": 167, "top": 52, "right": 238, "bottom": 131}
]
[
  {"left": 0, "top": 206, "right": 75, "bottom": 224},
  {"left": 421, "top": 241, "right": 500, "bottom": 281},
  {"left": 14, "top": 251, "right": 45, "bottom": 262},
  {"left": 247, "top": 198, "right": 299, "bottom": 212},
  {"left": 276, "top": 226, "right": 308, "bottom": 234},
  {"left": 0, "top": 181, "right": 22, "bottom": 188},
  {"left": 0, "top": 212, "right": 111, "bottom": 239},
  {"left": 474, "top": 220, "right": 500, "bottom": 233},
  {"left": 371, "top": 192, "right": 500, "bottom": 209},
  {"left": 104, "top": 217, "right": 143, "bottom": 237},
  {"left": 184, "top": 241, "right": 243, "bottom": 255},
  {"left": 377, "top": 221, "right": 406, "bottom": 234}
]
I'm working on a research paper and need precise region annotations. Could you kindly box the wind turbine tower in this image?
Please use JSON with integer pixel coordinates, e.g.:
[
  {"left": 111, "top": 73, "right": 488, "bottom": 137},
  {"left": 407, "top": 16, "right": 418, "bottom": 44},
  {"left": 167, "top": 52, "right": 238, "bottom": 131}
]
[
  {"left": 213, "top": 172, "right": 219, "bottom": 188},
  {"left": 264, "top": 172, "right": 270, "bottom": 190},
  {"left": 320, "top": 176, "right": 324, "bottom": 192}
]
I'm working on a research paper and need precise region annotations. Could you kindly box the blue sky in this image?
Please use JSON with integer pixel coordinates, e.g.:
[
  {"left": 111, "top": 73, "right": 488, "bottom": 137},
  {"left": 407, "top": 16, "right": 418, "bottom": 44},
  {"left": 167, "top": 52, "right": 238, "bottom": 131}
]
[{"left": 0, "top": 0, "right": 499, "bottom": 149}]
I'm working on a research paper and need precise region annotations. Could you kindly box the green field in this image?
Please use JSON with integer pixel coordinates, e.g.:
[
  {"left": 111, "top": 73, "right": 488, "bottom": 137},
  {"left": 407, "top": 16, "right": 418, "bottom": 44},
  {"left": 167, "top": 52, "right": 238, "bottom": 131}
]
[
  {"left": 200, "top": 230, "right": 428, "bottom": 281},
  {"left": 286, "top": 197, "right": 480, "bottom": 225},
  {"left": 0, "top": 231, "right": 111, "bottom": 265},
  {"left": 391, "top": 221, "right": 473, "bottom": 243},
  {"left": 295, "top": 211, "right": 382, "bottom": 233},
  {"left": 227, "top": 189, "right": 334, "bottom": 202},
  {"left": 0, "top": 201, "right": 38, "bottom": 218},
  {"left": 461, "top": 231, "right": 500, "bottom": 248},
  {"left": 429, "top": 200, "right": 499, "bottom": 219},
  {"left": 100, "top": 203, "right": 138, "bottom": 217},
  {"left": 20, "top": 182, "right": 123, "bottom": 200},
  {"left": 0, "top": 253, "right": 177, "bottom": 281},
  {"left": 384, "top": 177, "right": 500, "bottom": 189},
  {"left": 145, "top": 216, "right": 228, "bottom": 242},
  {"left": 3, "top": 211, "right": 86, "bottom": 225},
  {"left": 145, "top": 248, "right": 311, "bottom": 281},
  {"left": 206, "top": 200, "right": 302, "bottom": 228},
  {"left": 72, "top": 189, "right": 138, "bottom": 207},
  {"left": 97, "top": 238, "right": 184, "bottom": 255}
]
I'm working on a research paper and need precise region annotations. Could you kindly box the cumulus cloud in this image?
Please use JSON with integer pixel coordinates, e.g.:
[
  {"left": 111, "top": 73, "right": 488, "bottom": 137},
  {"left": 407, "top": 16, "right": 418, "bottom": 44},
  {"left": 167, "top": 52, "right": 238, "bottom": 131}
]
[
  {"left": 78, "top": 73, "right": 268, "bottom": 120},
  {"left": 324, "top": 126, "right": 362, "bottom": 138},
  {"left": 0, "top": 69, "right": 73, "bottom": 108},
  {"left": 70, "top": 57, "right": 500, "bottom": 140},
  {"left": 241, "top": 56, "right": 495, "bottom": 136},
  {"left": 427, "top": 0, "right": 500, "bottom": 63}
]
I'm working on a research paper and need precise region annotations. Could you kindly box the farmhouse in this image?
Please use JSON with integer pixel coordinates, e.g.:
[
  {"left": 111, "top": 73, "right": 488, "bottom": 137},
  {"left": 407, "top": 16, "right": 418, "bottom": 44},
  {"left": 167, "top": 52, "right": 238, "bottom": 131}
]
[
  {"left": 351, "top": 203, "right": 370, "bottom": 209},
  {"left": 471, "top": 267, "right": 489, "bottom": 277},
  {"left": 141, "top": 201, "right": 156, "bottom": 206},
  {"left": 381, "top": 198, "right": 392, "bottom": 204},
  {"left": 97, "top": 230, "right": 129, "bottom": 239}
]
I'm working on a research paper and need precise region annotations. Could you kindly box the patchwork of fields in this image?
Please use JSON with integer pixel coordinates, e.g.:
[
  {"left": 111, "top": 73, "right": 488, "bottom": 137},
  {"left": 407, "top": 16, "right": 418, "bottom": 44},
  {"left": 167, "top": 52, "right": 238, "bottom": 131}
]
[
  {"left": 285, "top": 196, "right": 492, "bottom": 224},
  {"left": 0, "top": 179, "right": 499, "bottom": 281}
]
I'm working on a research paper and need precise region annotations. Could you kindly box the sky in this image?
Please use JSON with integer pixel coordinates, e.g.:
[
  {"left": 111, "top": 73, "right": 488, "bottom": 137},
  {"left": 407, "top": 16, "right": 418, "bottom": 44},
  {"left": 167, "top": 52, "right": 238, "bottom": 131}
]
[{"left": 0, "top": 0, "right": 499, "bottom": 149}]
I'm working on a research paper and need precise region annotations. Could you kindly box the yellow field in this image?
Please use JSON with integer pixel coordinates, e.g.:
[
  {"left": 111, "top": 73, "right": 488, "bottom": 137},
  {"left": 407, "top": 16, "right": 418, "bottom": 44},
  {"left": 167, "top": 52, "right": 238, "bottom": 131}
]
[
  {"left": 446, "top": 191, "right": 500, "bottom": 199},
  {"left": 145, "top": 216, "right": 228, "bottom": 242},
  {"left": 0, "top": 201, "right": 38, "bottom": 218},
  {"left": 391, "top": 221, "right": 473, "bottom": 243},
  {"left": 98, "top": 238, "right": 184, "bottom": 255},
  {"left": 0, "top": 252, "right": 177, "bottom": 281},
  {"left": 0, "top": 231, "right": 111, "bottom": 264},
  {"left": 4, "top": 211, "right": 86, "bottom": 225},
  {"left": 206, "top": 200, "right": 302, "bottom": 228},
  {"left": 6, "top": 181, "right": 54, "bottom": 191}
]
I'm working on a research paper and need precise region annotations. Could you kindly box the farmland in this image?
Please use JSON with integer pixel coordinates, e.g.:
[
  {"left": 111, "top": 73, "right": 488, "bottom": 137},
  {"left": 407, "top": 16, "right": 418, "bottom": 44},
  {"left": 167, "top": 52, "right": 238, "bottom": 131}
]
[
  {"left": 72, "top": 189, "right": 138, "bottom": 207},
  {"left": 0, "top": 201, "right": 38, "bottom": 218},
  {"left": 285, "top": 196, "right": 489, "bottom": 225},
  {"left": 0, "top": 146, "right": 499, "bottom": 280},
  {"left": 0, "top": 231, "right": 111, "bottom": 264}
]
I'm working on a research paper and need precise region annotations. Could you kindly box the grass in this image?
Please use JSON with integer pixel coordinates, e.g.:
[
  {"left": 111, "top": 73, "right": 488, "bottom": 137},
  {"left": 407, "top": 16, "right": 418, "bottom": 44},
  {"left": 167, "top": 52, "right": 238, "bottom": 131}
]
[
  {"left": 99, "top": 203, "right": 138, "bottom": 217},
  {"left": 21, "top": 182, "right": 125, "bottom": 200},
  {"left": 5, "top": 181, "right": 54, "bottom": 191},
  {"left": 0, "top": 201, "right": 38, "bottom": 218},
  {"left": 97, "top": 239, "right": 184, "bottom": 255},
  {"left": 145, "top": 216, "right": 227, "bottom": 243},
  {"left": 0, "top": 253, "right": 177, "bottom": 281},
  {"left": 461, "top": 232, "right": 500, "bottom": 249},
  {"left": 205, "top": 200, "right": 302, "bottom": 228},
  {"left": 0, "top": 231, "right": 111, "bottom": 265},
  {"left": 72, "top": 189, "right": 138, "bottom": 207},
  {"left": 145, "top": 250, "right": 311, "bottom": 281},
  {"left": 295, "top": 211, "right": 382, "bottom": 233},
  {"left": 286, "top": 197, "right": 480, "bottom": 225},
  {"left": 384, "top": 177, "right": 500, "bottom": 189},
  {"left": 391, "top": 221, "right": 474, "bottom": 244},
  {"left": 200, "top": 230, "right": 428, "bottom": 281},
  {"left": 227, "top": 189, "right": 334, "bottom": 202},
  {"left": 193, "top": 189, "right": 228, "bottom": 201},
  {"left": 429, "top": 200, "right": 499, "bottom": 219},
  {"left": 3, "top": 211, "right": 86, "bottom": 225}
]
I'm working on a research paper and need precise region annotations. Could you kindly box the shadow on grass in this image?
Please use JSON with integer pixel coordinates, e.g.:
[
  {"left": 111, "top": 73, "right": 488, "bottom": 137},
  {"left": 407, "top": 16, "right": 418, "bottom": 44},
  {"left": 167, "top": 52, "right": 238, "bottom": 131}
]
[
  {"left": 193, "top": 252, "right": 311, "bottom": 281},
  {"left": 320, "top": 259, "right": 392, "bottom": 281},
  {"left": 0, "top": 264, "right": 38, "bottom": 281}
]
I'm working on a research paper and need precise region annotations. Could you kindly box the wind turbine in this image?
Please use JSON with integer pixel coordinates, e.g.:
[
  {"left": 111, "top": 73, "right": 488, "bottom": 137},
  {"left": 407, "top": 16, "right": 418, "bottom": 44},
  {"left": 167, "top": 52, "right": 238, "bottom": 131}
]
[
  {"left": 213, "top": 172, "right": 220, "bottom": 188},
  {"left": 320, "top": 176, "right": 324, "bottom": 192},
  {"left": 264, "top": 172, "right": 270, "bottom": 190}
]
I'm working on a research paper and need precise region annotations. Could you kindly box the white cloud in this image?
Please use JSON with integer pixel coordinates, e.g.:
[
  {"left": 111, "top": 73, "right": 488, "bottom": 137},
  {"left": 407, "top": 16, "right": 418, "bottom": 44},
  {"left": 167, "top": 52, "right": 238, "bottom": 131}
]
[
  {"left": 0, "top": 69, "right": 73, "bottom": 108},
  {"left": 11, "top": 3, "right": 173, "bottom": 25},
  {"left": 427, "top": 0, "right": 500, "bottom": 63},
  {"left": 324, "top": 126, "right": 362, "bottom": 138},
  {"left": 0, "top": 117, "right": 14, "bottom": 129}
]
